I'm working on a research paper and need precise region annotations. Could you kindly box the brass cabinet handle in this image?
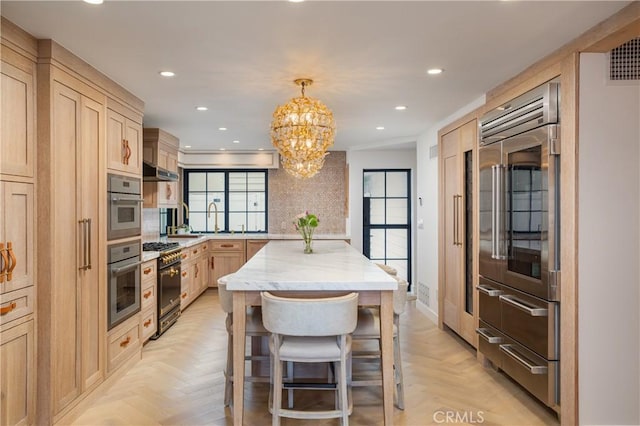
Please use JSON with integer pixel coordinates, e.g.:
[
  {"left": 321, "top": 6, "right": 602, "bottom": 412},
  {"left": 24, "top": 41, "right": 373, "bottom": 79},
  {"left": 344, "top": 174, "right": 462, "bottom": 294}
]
[
  {"left": 181, "top": 271, "right": 187, "bottom": 277},
  {"left": 210, "top": 256, "right": 215, "bottom": 270},
  {"left": 220, "top": 244, "right": 234, "bottom": 248},
  {"left": 86, "top": 219, "right": 92, "bottom": 270},
  {"left": 143, "top": 267, "right": 152, "bottom": 275},
  {"left": 144, "top": 319, "right": 152, "bottom": 328},
  {"left": 126, "top": 140, "right": 132, "bottom": 164},
  {"left": 0, "top": 302, "right": 16, "bottom": 316},
  {"left": 193, "top": 249, "right": 198, "bottom": 255},
  {"left": 0, "top": 242, "right": 6, "bottom": 283},
  {"left": 143, "top": 291, "right": 152, "bottom": 299},
  {"left": 119, "top": 336, "right": 131, "bottom": 348},
  {"left": 181, "top": 292, "right": 187, "bottom": 299},
  {"left": 195, "top": 264, "right": 199, "bottom": 279},
  {"left": 181, "top": 254, "right": 187, "bottom": 259},
  {"left": 166, "top": 183, "right": 172, "bottom": 200}
]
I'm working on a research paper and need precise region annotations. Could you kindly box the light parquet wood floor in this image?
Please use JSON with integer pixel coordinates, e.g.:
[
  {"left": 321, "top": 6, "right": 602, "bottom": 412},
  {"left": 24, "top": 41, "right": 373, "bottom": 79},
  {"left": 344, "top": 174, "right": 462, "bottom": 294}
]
[{"left": 68, "top": 290, "right": 559, "bottom": 426}]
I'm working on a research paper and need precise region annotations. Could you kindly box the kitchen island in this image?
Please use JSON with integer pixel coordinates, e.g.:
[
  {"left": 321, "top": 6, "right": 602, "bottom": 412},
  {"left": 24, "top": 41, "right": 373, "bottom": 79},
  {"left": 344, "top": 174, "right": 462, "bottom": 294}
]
[{"left": 227, "top": 240, "right": 398, "bottom": 425}]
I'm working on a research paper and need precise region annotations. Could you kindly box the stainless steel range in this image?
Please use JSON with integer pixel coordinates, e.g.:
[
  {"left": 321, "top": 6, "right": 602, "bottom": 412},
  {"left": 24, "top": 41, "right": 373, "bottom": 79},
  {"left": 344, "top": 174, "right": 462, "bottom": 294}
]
[{"left": 143, "top": 242, "right": 182, "bottom": 338}]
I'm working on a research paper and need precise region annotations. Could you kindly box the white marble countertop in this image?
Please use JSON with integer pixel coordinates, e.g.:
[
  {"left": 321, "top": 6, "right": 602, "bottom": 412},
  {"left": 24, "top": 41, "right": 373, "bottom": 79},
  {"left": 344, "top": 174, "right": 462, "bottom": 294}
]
[
  {"left": 153, "top": 233, "right": 350, "bottom": 249},
  {"left": 142, "top": 251, "right": 160, "bottom": 262},
  {"left": 227, "top": 240, "right": 397, "bottom": 291}
]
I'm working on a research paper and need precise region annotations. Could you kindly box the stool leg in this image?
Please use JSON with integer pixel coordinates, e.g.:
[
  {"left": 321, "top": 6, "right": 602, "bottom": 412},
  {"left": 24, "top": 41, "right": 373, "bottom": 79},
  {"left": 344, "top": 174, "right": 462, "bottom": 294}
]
[
  {"left": 339, "top": 336, "right": 349, "bottom": 425},
  {"left": 272, "top": 335, "right": 282, "bottom": 426},
  {"left": 224, "top": 331, "right": 233, "bottom": 407},
  {"left": 394, "top": 327, "right": 405, "bottom": 410},
  {"left": 287, "top": 362, "right": 294, "bottom": 409}
]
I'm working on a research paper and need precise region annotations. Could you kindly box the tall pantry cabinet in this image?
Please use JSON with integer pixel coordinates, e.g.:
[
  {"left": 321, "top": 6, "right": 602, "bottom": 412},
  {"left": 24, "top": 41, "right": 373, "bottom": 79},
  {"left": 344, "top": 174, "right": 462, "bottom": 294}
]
[
  {"left": 438, "top": 117, "right": 478, "bottom": 348},
  {"left": 0, "top": 19, "right": 37, "bottom": 426},
  {"left": 36, "top": 41, "right": 107, "bottom": 424}
]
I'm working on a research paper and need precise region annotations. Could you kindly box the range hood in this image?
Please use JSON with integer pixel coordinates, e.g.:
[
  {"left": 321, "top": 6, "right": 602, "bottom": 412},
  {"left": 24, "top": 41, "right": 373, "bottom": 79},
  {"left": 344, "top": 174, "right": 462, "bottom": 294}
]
[{"left": 143, "top": 161, "right": 179, "bottom": 182}]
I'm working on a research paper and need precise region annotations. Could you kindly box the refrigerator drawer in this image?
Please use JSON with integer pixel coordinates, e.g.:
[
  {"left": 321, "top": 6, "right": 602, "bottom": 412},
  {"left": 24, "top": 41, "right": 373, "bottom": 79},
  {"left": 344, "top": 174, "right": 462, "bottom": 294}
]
[
  {"left": 500, "top": 337, "right": 558, "bottom": 410},
  {"left": 476, "top": 320, "right": 505, "bottom": 369},
  {"left": 500, "top": 286, "right": 558, "bottom": 360},
  {"left": 477, "top": 276, "right": 503, "bottom": 329}
]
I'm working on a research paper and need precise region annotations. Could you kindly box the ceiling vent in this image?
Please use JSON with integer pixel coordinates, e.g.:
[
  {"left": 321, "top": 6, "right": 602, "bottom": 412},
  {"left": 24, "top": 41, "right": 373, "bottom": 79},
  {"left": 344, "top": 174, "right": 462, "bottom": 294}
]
[{"left": 609, "top": 38, "right": 640, "bottom": 81}]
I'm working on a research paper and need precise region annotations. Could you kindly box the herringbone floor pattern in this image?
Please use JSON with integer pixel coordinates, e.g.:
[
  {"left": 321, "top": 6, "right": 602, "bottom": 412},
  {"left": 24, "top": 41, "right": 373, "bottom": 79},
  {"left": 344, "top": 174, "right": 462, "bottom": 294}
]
[{"left": 68, "top": 290, "right": 559, "bottom": 425}]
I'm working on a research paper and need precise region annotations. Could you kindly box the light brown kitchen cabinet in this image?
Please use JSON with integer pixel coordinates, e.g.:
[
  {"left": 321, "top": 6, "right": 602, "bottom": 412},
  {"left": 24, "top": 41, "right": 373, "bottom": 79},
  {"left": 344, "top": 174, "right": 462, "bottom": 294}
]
[
  {"left": 140, "top": 259, "right": 157, "bottom": 343},
  {"left": 37, "top": 64, "right": 106, "bottom": 422},
  {"left": 0, "top": 21, "right": 37, "bottom": 426},
  {"left": 180, "top": 242, "right": 209, "bottom": 309},
  {"left": 106, "top": 315, "right": 141, "bottom": 373},
  {"left": 106, "top": 106, "right": 142, "bottom": 177},
  {"left": 143, "top": 128, "right": 180, "bottom": 209},
  {"left": 1, "top": 53, "right": 35, "bottom": 180},
  {"left": 209, "top": 240, "right": 246, "bottom": 288},
  {"left": 246, "top": 239, "right": 269, "bottom": 260},
  {"left": 438, "top": 118, "right": 478, "bottom": 347},
  {"left": 0, "top": 319, "right": 35, "bottom": 426}
]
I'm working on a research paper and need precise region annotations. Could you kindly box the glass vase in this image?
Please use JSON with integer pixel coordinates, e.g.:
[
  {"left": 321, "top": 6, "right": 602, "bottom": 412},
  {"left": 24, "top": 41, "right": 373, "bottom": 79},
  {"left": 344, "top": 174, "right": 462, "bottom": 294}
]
[{"left": 303, "top": 236, "right": 313, "bottom": 254}]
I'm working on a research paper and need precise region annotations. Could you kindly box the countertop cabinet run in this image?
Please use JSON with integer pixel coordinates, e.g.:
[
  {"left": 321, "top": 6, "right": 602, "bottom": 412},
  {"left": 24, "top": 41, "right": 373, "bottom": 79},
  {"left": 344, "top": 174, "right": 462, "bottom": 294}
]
[
  {"left": 106, "top": 106, "right": 143, "bottom": 177},
  {"left": 180, "top": 242, "right": 209, "bottom": 309},
  {"left": 140, "top": 260, "right": 157, "bottom": 343},
  {"left": 438, "top": 118, "right": 478, "bottom": 348},
  {"left": 209, "top": 240, "right": 246, "bottom": 288}
]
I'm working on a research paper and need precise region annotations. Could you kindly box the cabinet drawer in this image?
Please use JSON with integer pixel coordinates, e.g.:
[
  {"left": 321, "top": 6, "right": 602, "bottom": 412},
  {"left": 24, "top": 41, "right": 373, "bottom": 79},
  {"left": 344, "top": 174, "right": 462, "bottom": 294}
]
[
  {"left": 141, "top": 261, "right": 156, "bottom": 283},
  {"left": 477, "top": 277, "right": 503, "bottom": 330},
  {"left": 189, "top": 244, "right": 206, "bottom": 257},
  {"left": 180, "top": 250, "right": 191, "bottom": 262},
  {"left": 108, "top": 317, "right": 141, "bottom": 373},
  {"left": 209, "top": 240, "right": 244, "bottom": 251},
  {"left": 140, "top": 308, "right": 157, "bottom": 342},
  {"left": 0, "top": 286, "right": 33, "bottom": 326},
  {"left": 141, "top": 280, "right": 156, "bottom": 311}
]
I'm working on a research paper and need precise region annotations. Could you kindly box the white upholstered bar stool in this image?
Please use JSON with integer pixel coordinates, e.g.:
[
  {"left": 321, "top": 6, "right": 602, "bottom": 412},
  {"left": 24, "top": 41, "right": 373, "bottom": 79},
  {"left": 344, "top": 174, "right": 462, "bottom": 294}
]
[
  {"left": 352, "top": 277, "right": 408, "bottom": 409},
  {"left": 218, "top": 274, "right": 270, "bottom": 407},
  {"left": 261, "top": 291, "right": 359, "bottom": 426},
  {"left": 375, "top": 263, "right": 397, "bottom": 276}
]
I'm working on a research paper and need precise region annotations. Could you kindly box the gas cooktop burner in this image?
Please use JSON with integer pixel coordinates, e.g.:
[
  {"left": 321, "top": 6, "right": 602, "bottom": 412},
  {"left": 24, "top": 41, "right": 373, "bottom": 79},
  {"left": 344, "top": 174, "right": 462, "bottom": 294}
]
[{"left": 143, "top": 242, "right": 180, "bottom": 252}]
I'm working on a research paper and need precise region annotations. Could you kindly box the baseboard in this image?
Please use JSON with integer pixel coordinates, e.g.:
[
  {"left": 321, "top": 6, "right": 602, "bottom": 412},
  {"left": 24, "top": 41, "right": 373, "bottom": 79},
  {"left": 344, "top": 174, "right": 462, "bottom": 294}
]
[{"left": 415, "top": 299, "right": 438, "bottom": 325}]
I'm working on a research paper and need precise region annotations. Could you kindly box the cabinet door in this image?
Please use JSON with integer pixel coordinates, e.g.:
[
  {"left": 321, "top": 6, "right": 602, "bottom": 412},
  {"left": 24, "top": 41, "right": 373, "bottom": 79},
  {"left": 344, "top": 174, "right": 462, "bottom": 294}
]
[
  {"left": 107, "top": 110, "right": 141, "bottom": 176},
  {"left": 1, "top": 182, "right": 34, "bottom": 294},
  {"left": 158, "top": 181, "right": 178, "bottom": 208},
  {"left": 198, "top": 255, "right": 209, "bottom": 293},
  {"left": 166, "top": 152, "right": 178, "bottom": 174},
  {"left": 51, "top": 82, "right": 82, "bottom": 411},
  {"left": 180, "top": 262, "right": 192, "bottom": 309},
  {"left": 124, "top": 119, "right": 142, "bottom": 176},
  {"left": 441, "top": 128, "right": 462, "bottom": 333},
  {"left": 79, "top": 96, "right": 104, "bottom": 392},
  {"left": 209, "top": 251, "right": 244, "bottom": 288},
  {"left": 0, "top": 320, "right": 35, "bottom": 426},
  {"left": 1, "top": 60, "right": 34, "bottom": 178}
]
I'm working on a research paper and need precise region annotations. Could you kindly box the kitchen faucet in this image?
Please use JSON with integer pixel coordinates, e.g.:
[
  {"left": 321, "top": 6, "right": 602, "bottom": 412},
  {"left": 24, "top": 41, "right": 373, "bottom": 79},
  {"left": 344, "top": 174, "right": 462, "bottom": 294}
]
[
  {"left": 207, "top": 201, "right": 220, "bottom": 233},
  {"left": 182, "top": 202, "right": 189, "bottom": 221}
]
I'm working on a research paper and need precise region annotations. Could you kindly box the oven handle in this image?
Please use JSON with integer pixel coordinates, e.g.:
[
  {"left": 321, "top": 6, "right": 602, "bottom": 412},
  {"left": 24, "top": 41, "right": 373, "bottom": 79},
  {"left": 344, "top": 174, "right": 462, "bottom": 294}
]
[
  {"left": 111, "top": 197, "right": 144, "bottom": 203},
  {"left": 476, "top": 328, "right": 503, "bottom": 344},
  {"left": 476, "top": 284, "right": 502, "bottom": 297},
  {"left": 110, "top": 260, "right": 143, "bottom": 275},
  {"left": 500, "top": 344, "right": 548, "bottom": 375},
  {"left": 499, "top": 294, "right": 548, "bottom": 317}
]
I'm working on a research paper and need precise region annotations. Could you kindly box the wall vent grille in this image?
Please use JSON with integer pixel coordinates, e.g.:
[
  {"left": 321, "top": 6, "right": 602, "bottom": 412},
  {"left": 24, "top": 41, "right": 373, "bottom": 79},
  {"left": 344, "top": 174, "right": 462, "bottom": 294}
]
[{"left": 609, "top": 38, "right": 640, "bottom": 81}]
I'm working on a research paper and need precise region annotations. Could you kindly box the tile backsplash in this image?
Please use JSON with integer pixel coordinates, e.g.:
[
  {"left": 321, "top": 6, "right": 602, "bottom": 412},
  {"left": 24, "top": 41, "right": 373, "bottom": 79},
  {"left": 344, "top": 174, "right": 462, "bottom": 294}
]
[
  {"left": 143, "top": 208, "right": 160, "bottom": 241},
  {"left": 268, "top": 151, "right": 346, "bottom": 235}
]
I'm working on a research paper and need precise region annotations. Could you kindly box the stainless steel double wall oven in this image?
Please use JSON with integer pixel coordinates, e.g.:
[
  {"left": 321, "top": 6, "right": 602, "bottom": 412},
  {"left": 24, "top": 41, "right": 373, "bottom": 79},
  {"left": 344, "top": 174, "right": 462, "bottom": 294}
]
[{"left": 477, "top": 80, "right": 561, "bottom": 412}]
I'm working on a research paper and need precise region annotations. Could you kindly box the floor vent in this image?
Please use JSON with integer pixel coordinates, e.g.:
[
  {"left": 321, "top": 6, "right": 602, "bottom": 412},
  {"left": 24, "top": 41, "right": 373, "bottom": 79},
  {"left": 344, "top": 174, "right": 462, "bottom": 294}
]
[{"left": 609, "top": 37, "right": 640, "bottom": 81}]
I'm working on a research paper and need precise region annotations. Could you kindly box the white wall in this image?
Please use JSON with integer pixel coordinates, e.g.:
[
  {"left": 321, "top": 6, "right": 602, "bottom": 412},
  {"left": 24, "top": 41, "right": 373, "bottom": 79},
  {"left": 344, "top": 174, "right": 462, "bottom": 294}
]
[
  {"left": 347, "top": 149, "right": 417, "bottom": 282},
  {"left": 578, "top": 53, "right": 640, "bottom": 425},
  {"left": 414, "top": 96, "right": 485, "bottom": 319}
]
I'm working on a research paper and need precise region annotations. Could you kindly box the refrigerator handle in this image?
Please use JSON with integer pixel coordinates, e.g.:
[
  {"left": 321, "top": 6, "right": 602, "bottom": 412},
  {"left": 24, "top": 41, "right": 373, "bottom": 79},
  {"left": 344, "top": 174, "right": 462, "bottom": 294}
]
[
  {"left": 491, "top": 165, "right": 497, "bottom": 259},
  {"left": 496, "top": 164, "right": 507, "bottom": 260}
]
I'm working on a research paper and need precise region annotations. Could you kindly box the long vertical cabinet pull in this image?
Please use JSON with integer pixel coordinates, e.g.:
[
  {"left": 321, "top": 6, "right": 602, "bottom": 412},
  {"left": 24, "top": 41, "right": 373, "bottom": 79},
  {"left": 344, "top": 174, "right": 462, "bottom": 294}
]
[
  {"left": 86, "top": 218, "right": 92, "bottom": 270},
  {"left": 452, "top": 195, "right": 458, "bottom": 246},
  {"left": 6, "top": 242, "right": 16, "bottom": 281},
  {"left": 0, "top": 242, "right": 6, "bottom": 283},
  {"left": 454, "top": 195, "right": 463, "bottom": 246}
]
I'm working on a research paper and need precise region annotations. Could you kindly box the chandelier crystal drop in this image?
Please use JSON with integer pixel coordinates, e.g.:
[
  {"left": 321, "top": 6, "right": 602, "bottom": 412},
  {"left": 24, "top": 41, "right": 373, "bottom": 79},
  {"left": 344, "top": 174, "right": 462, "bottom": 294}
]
[{"left": 270, "top": 79, "right": 336, "bottom": 178}]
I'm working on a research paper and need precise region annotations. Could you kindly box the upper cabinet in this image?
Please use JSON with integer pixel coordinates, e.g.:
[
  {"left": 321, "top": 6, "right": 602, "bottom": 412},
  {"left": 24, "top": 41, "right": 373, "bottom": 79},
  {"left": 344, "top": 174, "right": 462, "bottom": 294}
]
[
  {"left": 143, "top": 128, "right": 180, "bottom": 209},
  {"left": 1, "top": 39, "right": 36, "bottom": 180},
  {"left": 107, "top": 101, "right": 143, "bottom": 177}
]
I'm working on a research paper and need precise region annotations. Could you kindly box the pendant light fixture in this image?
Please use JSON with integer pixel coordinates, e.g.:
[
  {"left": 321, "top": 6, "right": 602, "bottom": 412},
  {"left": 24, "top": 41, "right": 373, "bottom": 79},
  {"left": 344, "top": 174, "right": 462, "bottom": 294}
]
[{"left": 270, "top": 79, "right": 336, "bottom": 178}]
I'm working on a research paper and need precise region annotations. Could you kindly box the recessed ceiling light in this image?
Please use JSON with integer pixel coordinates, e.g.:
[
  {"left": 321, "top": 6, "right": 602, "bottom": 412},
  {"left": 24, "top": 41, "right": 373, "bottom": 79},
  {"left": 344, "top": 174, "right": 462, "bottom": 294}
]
[
  {"left": 395, "top": 105, "right": 407, "bottom": 111},
  {"left": 289, "top": 0, "right": 305, "bottom": 3},
  {"left": 218, "top": 127, "right": 227, "bottom": 131},
  {"left": 427, "top": 68, "right": 443, "bottom": 75},
  {"left": 258, "top": 148, "right": 265, "bottom": 151},
  {"left": 195, "top": 106, "right": 208, "bottom": 111},
  {"left": 159, "top": 71, "right": 175, "bottom": 77},
  {"left": 184, "top": 145, "right": 192, "bottom": 148},
  {"left": 233, "top": 140, "right": 240, "bottom": 144},
  {"left": 219, "top": 148, "right": 226, "bottom": 151},
  {"left": 83, "top": 0, "right": 103, "bottom": 4},
  {"left": 376, "top": 126, "right": 385, "bottom": 130}
]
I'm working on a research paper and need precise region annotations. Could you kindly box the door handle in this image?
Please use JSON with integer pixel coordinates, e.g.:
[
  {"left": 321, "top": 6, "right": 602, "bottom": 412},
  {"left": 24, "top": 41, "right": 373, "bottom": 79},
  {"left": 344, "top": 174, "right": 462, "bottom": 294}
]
[
  {"left": 499, "top": 294, "right": 548, "bottom": 317},
  {"left": 0, "top": 242, "right": 7, "bottom": 283},
  {"left": 476, "top": 284, "right": 502, "bottom": 297},
  {"left": 476, "top": 328, "right": 503, "bottom": 344},
  {"left": 500, "top": 344, "right": 548, "bottom": 375},
  {"left": 78, "top": 219, "right": 88, "bottom": 270},
  {"left": 86, "top": 218, "right": 92, "bottom": 270}
]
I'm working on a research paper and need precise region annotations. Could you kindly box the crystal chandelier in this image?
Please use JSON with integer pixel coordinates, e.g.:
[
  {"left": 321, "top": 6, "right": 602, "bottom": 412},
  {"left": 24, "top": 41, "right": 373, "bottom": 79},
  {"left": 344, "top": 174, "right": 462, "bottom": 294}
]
[{"left": 270, "top": 79, "right": 336, "bottom": 178}]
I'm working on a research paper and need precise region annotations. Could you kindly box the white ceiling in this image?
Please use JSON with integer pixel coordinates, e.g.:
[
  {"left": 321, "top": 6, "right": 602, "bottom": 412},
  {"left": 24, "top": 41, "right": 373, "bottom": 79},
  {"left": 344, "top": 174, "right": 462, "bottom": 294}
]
[{"left": 1, "top": 1, "right": 630, "bottom": 152}]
